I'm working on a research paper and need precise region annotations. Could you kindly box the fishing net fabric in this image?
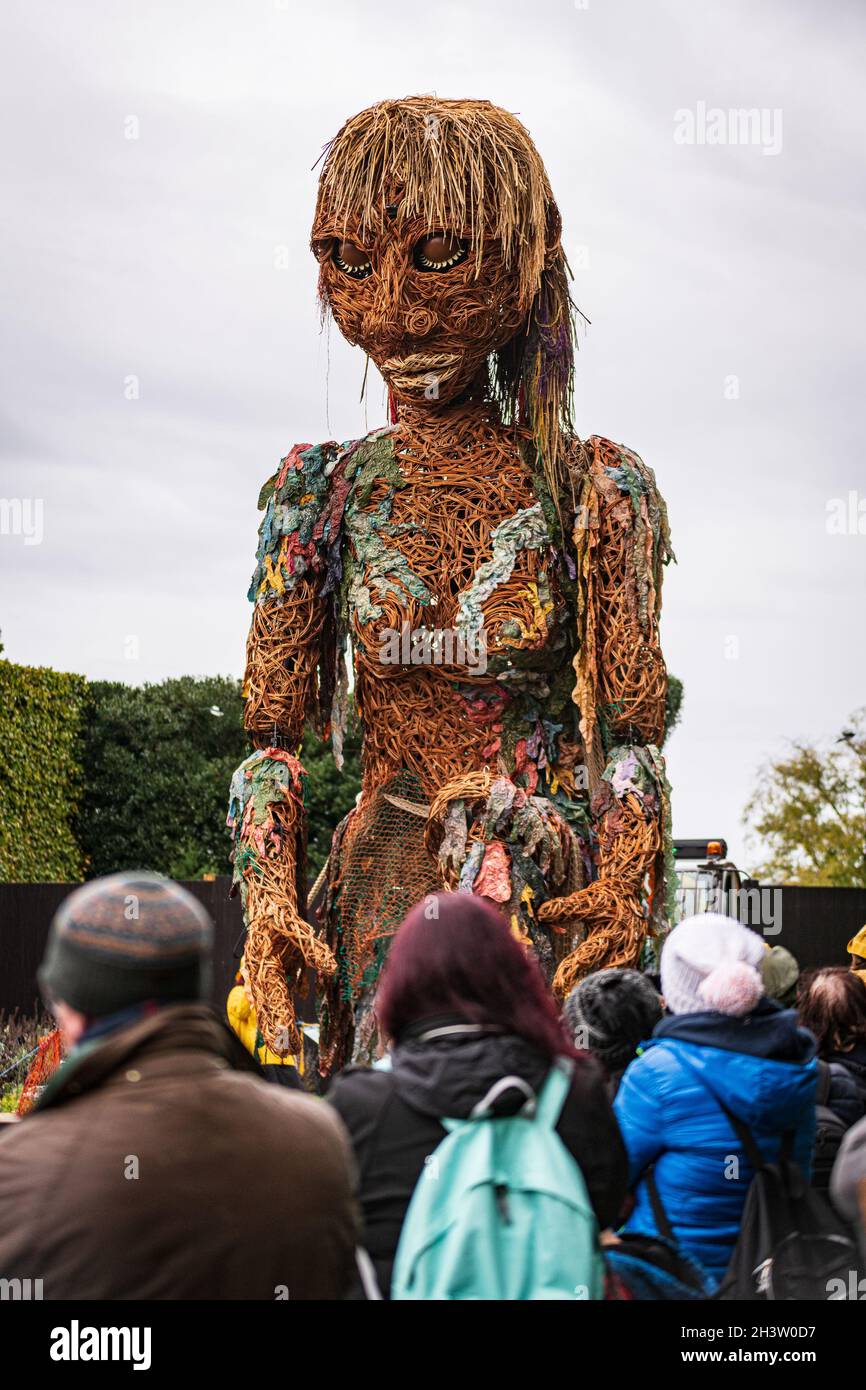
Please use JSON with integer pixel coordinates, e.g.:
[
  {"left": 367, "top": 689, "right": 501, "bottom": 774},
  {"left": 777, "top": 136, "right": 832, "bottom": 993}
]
[{"left": 318, "top": 771, "right": 441, "bottom": 1073}]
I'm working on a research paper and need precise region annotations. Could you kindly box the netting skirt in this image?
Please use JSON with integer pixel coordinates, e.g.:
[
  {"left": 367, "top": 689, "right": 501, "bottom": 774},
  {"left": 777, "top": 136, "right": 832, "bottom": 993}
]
[
  {"left": 317, "top": 771, "right": 441, "bottom": 1072},
  {"left": 315, "top": 768, "right": 588, "bottom": 1074}
]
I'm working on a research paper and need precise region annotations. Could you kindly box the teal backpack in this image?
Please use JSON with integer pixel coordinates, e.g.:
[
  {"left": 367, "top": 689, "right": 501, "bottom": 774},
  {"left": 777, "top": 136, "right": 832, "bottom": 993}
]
[{"left": 390, "top": 1057, "right": 604, "bottom": 1300}]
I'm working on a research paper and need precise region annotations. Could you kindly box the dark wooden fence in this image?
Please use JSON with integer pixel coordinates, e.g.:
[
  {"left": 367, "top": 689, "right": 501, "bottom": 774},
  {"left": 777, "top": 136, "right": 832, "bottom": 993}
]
[
  {"left": 746, "top": 885, "right": 866, "bottom": 970},
  {"left": 0, "top": 878, "right": 245, "bottom": 1019},
  {"left": 1, "top": 879, "right": 863, "bottom": 1022}
]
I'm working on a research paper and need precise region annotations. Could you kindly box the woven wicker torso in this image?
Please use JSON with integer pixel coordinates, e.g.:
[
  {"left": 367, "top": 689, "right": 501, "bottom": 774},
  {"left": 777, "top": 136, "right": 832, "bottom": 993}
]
[
  {"left": 316, "top": 411, "right": 590, "bottom": 1066},
  {"left": 342, "top": 412, "right": 580, "bottom": 801}
]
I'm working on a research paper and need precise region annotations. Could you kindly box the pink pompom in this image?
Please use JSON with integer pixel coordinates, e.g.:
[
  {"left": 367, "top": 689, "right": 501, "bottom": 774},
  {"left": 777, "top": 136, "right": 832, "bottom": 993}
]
[{"left": 698, "top": 961, "right": 763, "bottom": 1016}]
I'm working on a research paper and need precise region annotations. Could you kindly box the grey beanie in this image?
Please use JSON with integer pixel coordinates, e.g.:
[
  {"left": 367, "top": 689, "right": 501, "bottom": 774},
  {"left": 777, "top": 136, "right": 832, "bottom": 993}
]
[
  {"left": 564, "top": 968, "right": 664, "bottom": 1074},
  {"left": 39, "top": 871, "right": 213, "bottom": 1018}
]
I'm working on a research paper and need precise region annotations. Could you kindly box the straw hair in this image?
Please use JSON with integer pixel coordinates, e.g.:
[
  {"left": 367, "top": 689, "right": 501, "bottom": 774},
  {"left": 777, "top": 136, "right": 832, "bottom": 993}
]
[{"left": 315, "top": 96, "right": 557, "bottom": 307}]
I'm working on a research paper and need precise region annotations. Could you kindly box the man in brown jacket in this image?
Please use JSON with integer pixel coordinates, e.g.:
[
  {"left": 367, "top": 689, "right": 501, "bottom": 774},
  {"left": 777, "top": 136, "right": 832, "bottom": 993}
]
[{"left": 0, "top": 872, "right": 358, "bottom": 1299}]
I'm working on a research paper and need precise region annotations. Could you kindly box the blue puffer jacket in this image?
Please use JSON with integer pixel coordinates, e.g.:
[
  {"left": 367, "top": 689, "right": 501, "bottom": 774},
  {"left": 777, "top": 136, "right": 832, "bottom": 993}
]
[{"left": 614, "top": 1000, "right": 817, "bottom": 1287}]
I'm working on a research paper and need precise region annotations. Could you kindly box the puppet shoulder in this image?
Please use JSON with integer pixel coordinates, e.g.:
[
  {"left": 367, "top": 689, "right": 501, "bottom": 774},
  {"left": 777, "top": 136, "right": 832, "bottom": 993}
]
[
  {"left": 566, "top": 434, "right": 674, "bottom": 566},
  {"left": 247, "top": 429, "right": 396, "bottom": 602}
]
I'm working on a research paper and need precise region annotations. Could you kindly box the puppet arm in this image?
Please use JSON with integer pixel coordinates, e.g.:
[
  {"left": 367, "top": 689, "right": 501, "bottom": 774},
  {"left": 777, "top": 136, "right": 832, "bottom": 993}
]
[
  {"left": 227, "top": 445, "right": 347, "bottom": 1054},
  {"left": 538, "top": 437, "right": 674, "bottom": 996}
]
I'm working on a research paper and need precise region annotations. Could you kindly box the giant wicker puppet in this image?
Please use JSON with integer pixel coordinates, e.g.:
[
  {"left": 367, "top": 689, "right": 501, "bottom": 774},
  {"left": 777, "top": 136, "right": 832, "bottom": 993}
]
[{"left": 227, "top": 97, "right": 675, "bottom": 1075}]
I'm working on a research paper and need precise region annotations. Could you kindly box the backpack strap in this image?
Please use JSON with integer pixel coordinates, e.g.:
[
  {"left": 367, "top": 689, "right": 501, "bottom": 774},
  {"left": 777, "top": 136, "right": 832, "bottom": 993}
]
[
  {"left": 816, "top": 1059, "right": 832, "bottom": 1108},
  {"left": 440, "top": 1074, "right": 537, "bottom": 1133},
  {"left": 674, "top": 1046, "right": 797, "bottom": 1172},
  {"left": 644, "top": 1167, "right": 677, "bottom": 1245},
  {"left": 469, "top": 1075, "right": 537, "bottom": 1119},
  {"left": 440, "top": 1057, "right": 574, "bottom": 1132},
  {"left": 534, "top": 1056, "right": 576, "bottom": 1130},
  {"left": 354, "top": 1247, "right": 384, "bottom": 1301},
  {"left": 638, "top": 1052, "right": 800, "bottom": 1252},
  {"left": 712, "top": 1097, "right": 767, "bottom": 1171}
]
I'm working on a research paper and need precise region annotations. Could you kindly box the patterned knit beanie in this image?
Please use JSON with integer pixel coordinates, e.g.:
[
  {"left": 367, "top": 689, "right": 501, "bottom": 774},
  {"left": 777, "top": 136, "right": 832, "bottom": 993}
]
[
  {"left": 39, "top": 872, "right": 213, "bottom": 1017},
  {"left": 563, "top": 968, "right": 663, "bottom": 1073},
  {"left": 660, "top": 913, "right": 765, "bottom": 1016}
]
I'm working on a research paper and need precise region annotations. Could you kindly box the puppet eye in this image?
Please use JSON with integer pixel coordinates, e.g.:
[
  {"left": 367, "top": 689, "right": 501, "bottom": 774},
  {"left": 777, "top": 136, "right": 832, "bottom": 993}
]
[
  {"left": 414, "top": 232, "right": 468, "bottom": 272},
  {"left": 333, "top": 240, "right": 372, "bottom": 278}
]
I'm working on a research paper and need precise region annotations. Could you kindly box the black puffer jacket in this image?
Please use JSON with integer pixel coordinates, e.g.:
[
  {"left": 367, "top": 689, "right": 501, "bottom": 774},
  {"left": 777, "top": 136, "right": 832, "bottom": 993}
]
[
  {"left": 813, "top": 1043, "right": 866, "bottom": 1190},
  {"left": 826, "top": 1041, "right": 866, "bottom": 1109},
  {"left": 328, "top": 1018, "right": 628, "bottom": 1298},
  {"left": 811, "top": 1050, "right": 866, "bottom": 1195}
]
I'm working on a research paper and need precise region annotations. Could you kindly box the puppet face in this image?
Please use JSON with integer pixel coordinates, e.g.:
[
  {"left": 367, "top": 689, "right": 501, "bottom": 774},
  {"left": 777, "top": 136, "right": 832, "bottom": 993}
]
[{"left": 313, "top": 206, "right": 527, "bottom": 407}]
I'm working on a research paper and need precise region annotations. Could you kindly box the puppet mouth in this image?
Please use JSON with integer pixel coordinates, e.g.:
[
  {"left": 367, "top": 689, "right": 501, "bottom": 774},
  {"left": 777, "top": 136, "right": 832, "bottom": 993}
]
[{"left": 382, "top": 352, "right": 462, "bottom": 389}]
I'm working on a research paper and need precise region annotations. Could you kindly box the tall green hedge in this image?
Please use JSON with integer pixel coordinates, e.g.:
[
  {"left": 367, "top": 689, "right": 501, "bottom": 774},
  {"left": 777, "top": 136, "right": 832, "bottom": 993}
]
[
  {"left": 0, "top": 660, "right": 88, "bottom": 881},
  {"left": 301, "top": 714, "right": 363, "bottom": 882},
  {"left": 76, "top": 676, "right": 249, "bottom": 880},
  {"left": 75, "top": 677, "right": 362, "bottom": 882},
  {"left": 0, "top": 660, "right": 364, "bottom": 885}
]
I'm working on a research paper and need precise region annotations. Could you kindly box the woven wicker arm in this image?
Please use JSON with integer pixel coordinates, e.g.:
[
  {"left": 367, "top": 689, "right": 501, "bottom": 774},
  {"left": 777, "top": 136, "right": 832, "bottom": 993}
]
[
  {"left": 538, "top": 436, "right": 672, "bottom": 994},
  {"left": 228, "top": 566, "right": 338, "bottom": 1054}
]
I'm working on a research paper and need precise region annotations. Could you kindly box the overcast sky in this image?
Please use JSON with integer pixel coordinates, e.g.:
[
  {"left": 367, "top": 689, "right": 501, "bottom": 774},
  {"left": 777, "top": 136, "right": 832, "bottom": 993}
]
[{"left": 1, "top": 0, "right": 864, "bottom": 869}]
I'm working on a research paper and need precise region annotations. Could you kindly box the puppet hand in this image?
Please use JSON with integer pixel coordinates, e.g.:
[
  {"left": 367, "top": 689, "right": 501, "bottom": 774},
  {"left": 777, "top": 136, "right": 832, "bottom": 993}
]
[{"left": 538, "top": 879, "right": 645, "bottom": 997}]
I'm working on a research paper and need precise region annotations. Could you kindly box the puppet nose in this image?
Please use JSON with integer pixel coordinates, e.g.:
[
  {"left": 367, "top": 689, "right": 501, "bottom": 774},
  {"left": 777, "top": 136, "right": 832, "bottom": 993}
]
[{"left": 363, "top": 244, "right": 425, "bottom": 353}]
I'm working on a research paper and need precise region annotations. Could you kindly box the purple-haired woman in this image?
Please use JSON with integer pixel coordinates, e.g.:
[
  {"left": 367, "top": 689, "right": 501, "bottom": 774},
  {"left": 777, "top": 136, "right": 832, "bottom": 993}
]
[{"left": 328, "top": 891, "right": 627, "bottom": 1298}]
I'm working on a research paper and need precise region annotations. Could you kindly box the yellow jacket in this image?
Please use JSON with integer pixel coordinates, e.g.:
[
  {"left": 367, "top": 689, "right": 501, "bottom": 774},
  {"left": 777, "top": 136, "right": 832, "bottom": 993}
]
[{"left": 226, "top": 986, "right": 300, "bottom": 1071}]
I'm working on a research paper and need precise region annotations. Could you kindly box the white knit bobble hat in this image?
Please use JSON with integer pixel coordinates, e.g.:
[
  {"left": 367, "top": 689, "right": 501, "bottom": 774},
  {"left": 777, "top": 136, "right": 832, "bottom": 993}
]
[{"left": 660, "top": 913, "right": 766, "bottom": 1017}]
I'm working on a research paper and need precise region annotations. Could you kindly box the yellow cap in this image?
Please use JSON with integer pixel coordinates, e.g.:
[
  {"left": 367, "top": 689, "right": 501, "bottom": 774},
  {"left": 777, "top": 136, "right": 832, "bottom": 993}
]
[{"left": 847, "top": 925, "right": 866, "bottom": 959}]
